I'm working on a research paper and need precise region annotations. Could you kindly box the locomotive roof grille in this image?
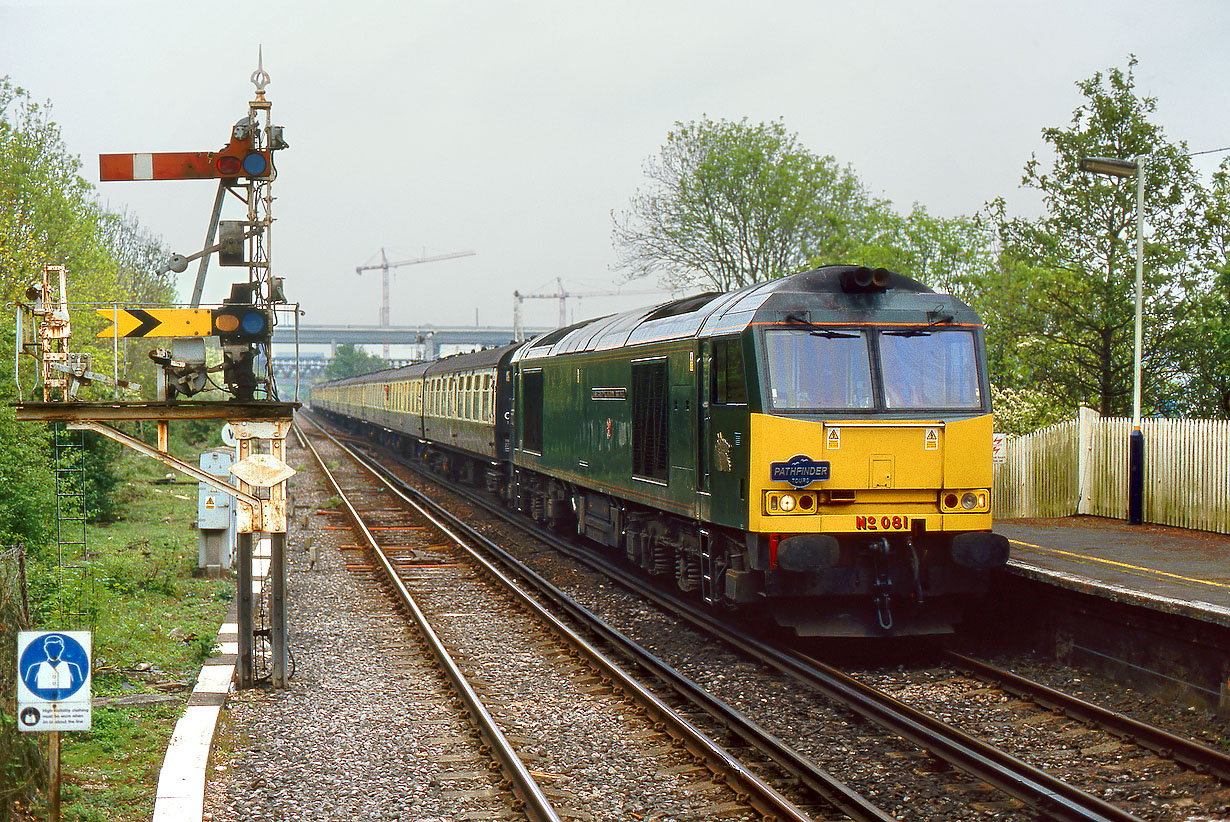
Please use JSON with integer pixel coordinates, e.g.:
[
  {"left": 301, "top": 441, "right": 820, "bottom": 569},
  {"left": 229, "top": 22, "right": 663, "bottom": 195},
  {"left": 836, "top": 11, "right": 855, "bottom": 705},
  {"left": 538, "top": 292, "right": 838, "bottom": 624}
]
[{"left": 643, "top": 292, "right": 722, "bottom": 321}]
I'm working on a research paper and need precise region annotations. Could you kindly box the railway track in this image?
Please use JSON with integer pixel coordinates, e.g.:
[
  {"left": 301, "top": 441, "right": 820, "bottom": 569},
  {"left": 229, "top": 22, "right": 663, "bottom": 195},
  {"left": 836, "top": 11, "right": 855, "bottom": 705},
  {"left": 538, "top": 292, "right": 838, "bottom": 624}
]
[
  {"left": 941, "top": 651, "right": 1230, "bottom": 782},
  {"left": 302, "top": 410, "right": 1230, "bottom": 822},
  {"left": 297, "top": 417, "right": 844, "bottom": 821}
]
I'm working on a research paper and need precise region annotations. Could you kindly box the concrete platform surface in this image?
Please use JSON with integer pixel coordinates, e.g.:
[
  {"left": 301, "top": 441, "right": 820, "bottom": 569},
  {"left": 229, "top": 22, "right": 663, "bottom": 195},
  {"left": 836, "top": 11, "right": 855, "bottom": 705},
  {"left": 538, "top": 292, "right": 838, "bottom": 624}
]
[{"left": 995, "top": 516, "right": 1230, "bottom": 627}]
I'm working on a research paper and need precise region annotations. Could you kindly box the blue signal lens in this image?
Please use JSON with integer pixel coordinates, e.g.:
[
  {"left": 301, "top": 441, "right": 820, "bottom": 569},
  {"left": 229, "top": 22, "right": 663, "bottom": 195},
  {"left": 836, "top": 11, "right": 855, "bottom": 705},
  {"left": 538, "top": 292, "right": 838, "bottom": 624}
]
[
  {"left": 240, "top": 311, "right": 267, "bottom": 335},
  {"left": 242, "top": 152, "right": 268, "bottom": 176}
]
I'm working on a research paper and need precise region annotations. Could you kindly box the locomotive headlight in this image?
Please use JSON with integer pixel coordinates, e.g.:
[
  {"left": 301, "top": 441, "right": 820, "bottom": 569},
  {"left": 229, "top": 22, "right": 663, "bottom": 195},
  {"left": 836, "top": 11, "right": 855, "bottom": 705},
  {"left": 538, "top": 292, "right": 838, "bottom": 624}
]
[
  {"left": 942, "top": 490, "right": 989, "bottom": 512},
  {"left": 765, "top": 490, "right": 816, "bottom": 514}
]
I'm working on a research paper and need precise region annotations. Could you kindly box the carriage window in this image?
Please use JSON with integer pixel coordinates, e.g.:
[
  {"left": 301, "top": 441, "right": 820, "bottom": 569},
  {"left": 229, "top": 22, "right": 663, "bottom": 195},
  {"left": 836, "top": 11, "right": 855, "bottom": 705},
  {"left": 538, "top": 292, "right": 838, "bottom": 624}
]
[
  {"left": 879, "top": 330, "right": 982, "bottom": 410},
  {"left": 764, "top": 329, "right": 873, "bottom": 410}
]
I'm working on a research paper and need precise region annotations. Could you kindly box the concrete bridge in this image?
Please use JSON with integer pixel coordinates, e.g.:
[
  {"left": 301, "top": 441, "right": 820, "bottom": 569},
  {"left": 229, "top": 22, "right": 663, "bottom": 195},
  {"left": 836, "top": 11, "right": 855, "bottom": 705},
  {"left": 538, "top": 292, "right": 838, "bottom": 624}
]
[{"left": 270, "top": 323, "right": 548, "bottom": 359}]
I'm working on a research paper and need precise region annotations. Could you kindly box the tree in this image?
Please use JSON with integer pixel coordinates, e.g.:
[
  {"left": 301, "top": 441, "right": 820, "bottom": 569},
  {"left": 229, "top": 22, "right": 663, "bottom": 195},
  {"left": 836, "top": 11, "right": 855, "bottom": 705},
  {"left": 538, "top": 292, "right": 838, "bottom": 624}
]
[
  {"left": 834, "top": 204, "right": 997, "bottom": 302},
  {"left": 0, "top": 337, "right": 53, "bottom": 547},
  {"left": 0, "top": 77, "right": 173, "bottom": 396},
  {"left": 985, "top": 57, "right": 1205, "bottom": 417},
  {"left": 1173, "top": 157, "right": 1230, "bottom": 417},
  {"left": 324, "top": 344, "right": 388, "bottom": 380},
  {"left": 612, "top": 117, "right": 868, "bottom": 291},
  {"left": 0, "top": 77, "right": 176, "bottom": 549}
]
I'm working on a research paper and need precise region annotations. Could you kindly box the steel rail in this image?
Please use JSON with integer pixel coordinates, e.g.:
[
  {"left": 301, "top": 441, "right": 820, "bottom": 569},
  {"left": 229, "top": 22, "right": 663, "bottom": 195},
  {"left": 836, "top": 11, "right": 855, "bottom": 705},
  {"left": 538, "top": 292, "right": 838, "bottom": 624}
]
[
  {"left": 300, "top": 415, "right": 824, "bottom": 822},
  {"left": 297, "top": 425, "right": 562, "bottom": 822},
  {"left": 945, "top": 651, "right": 1230, "bottom": 782},
  {"left": 311, "top": 417, "right": 1148, "bottom": 822},
  {"left": 616, "top": 568, "right": 1146, "bottom": 822}
]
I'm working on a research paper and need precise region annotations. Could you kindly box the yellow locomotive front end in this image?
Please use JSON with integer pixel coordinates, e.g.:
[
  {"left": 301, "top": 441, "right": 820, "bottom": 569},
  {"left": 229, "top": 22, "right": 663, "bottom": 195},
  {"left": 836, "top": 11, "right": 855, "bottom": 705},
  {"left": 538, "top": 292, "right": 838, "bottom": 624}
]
[
  {"left": 729, "top": 269, "right": 1009, "bottom": 635},
  {"left": 750, "top": 413, "right": 994, "bottom": 538}
]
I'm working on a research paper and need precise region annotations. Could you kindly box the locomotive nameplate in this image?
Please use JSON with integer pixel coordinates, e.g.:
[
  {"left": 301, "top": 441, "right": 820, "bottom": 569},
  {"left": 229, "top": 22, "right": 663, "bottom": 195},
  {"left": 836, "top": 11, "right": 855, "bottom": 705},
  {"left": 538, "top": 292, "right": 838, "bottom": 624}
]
[{"left": 770, "top": 454, "right": 830, "bottom": 488}]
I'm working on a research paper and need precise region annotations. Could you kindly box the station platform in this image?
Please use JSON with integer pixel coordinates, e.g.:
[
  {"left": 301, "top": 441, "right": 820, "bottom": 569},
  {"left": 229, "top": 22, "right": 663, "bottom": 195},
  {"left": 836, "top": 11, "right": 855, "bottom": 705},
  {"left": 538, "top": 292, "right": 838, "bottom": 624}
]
[{"left": 995, "top": 516, "right": 1230, "bottom": 628}]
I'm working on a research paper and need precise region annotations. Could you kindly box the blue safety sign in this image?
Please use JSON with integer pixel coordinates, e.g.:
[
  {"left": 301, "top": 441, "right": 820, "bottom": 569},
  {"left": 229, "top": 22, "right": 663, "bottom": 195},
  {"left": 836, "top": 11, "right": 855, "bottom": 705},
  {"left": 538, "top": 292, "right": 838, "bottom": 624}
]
[{"left": 17, "top": 631, "right": 92, "bottom": 732}]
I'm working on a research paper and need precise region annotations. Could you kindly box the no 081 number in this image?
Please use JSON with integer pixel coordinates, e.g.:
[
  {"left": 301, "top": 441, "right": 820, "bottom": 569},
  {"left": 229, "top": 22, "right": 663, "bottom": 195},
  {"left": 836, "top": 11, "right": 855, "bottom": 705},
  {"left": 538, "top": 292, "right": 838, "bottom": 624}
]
[{"left": 855, "top": 515, "right": 909, "bottom": 531}]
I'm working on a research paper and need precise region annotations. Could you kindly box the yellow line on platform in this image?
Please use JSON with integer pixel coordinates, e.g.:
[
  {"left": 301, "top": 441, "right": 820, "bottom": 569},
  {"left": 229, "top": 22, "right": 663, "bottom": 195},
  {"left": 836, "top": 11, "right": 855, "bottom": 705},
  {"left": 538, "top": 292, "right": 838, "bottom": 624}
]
[{"left": 1009, "top": 540, "right": 1230, "bottom": 590}]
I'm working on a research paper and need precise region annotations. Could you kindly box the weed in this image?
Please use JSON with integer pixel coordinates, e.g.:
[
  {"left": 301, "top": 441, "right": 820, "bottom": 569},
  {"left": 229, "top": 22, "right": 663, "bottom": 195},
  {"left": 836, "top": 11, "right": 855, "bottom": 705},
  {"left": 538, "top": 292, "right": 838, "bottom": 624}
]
[
  {"left": 191, "top": 634, "right": 219, "bottom": 662},
  {"left": 87, "top": 706, "right": 134, "bottom": 754}
]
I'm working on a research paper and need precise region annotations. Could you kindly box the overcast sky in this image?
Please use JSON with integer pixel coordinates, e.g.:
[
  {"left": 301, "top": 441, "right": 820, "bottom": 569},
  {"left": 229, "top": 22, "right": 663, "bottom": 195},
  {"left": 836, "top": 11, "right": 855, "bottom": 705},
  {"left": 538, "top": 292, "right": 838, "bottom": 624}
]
[{"left": 4, "top": 0, "right": 1229, "bottom": 338}]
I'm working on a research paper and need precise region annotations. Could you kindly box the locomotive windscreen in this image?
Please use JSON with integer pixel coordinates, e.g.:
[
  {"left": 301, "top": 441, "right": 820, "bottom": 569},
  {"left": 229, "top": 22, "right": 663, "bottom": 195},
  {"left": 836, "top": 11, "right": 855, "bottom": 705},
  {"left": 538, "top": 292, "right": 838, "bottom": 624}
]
[
  {"left": 764, "top": 329, "right": 874, "bottom": 411},
  {"left": 764, "top": 327, "right": 983, "bottom": 412},
  {"left": 880, "top": 329, "right": 982, "bottom": 410}
]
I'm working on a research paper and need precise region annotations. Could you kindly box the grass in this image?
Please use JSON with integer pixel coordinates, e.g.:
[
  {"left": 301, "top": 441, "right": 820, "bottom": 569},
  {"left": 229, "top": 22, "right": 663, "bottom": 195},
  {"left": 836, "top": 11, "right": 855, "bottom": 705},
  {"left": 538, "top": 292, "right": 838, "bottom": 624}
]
[{"left": 26, "top": 448, "right": 232, "bottom": 822}]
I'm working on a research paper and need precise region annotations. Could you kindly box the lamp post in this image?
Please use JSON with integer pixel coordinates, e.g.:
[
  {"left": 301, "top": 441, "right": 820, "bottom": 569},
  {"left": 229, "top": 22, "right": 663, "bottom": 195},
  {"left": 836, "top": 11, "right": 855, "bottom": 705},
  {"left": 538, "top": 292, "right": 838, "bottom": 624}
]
[{"left": 1079, "top": 155, "right": 1145, "bottom": 525}]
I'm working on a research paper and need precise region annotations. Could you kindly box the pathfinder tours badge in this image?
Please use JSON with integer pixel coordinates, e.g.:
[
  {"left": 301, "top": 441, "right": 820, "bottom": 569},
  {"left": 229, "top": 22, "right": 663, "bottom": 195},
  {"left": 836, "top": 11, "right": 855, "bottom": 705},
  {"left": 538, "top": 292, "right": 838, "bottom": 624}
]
[{"left": 770, "top": 454, "right": 831, "bottom": 488}]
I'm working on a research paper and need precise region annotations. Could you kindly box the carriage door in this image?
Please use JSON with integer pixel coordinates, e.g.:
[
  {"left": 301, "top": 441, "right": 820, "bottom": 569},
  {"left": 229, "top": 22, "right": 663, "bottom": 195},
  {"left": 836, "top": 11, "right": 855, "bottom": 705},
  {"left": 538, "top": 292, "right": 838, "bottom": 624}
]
[{"left": 697, "top": 340, "right": 712, "bottom": 495}]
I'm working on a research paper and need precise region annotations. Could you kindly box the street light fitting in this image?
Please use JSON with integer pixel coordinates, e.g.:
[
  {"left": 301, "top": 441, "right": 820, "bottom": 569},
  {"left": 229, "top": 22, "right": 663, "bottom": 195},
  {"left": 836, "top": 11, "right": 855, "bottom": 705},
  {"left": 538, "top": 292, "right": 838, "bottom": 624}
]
[
  {"left": 1079, "top": 153, "right": 1147, "bottom": 526},
  {"left": 1079, "top": 156, "right": 1139, "bottom": 178}
]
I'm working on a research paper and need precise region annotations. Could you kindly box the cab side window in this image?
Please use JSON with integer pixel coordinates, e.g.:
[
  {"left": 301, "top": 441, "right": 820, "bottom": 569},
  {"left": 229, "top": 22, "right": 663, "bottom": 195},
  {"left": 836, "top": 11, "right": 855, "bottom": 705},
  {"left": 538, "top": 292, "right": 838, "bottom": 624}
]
[{"left": 713, "top": 338, "right": 747, "bottom": 405}]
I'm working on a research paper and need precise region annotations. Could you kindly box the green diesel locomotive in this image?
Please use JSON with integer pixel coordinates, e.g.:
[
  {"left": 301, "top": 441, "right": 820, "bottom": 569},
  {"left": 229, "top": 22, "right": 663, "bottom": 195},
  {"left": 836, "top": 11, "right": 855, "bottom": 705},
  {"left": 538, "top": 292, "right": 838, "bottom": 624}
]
[{"left": 313, "top": 265, "right": 1009, "bottom": 636}]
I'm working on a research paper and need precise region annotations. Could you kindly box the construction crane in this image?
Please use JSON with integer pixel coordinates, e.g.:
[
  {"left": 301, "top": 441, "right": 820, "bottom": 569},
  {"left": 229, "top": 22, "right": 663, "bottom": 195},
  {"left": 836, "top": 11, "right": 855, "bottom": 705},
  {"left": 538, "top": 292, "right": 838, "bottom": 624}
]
[
  {"left": 512, "top": 278, "right": 674, "bottom": 341},
  {"left": 356, "top": 247, "right": 476, "bottom": 356}
]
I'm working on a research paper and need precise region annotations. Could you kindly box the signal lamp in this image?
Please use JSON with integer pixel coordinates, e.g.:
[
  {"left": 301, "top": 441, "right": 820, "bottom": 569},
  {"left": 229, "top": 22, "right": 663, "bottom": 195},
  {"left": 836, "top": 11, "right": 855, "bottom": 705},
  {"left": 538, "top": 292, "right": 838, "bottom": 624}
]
[
  {"left": 242, "top": 152, "right": 268, "bottom": 177},
  {"left": 214, "top": 151, "right": 271, "bottom": 179},
  {"left": 216, "top": 155, "right": 242, "bottom": 176},
  {"left": 211, "top": 306, "right": 272, "bottom": 343}
]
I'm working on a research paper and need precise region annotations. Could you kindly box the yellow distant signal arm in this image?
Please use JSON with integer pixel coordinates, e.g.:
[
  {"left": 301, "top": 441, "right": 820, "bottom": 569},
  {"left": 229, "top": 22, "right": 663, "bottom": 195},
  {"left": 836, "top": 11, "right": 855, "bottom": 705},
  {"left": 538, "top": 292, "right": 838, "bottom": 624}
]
[{"left": 96, "top": 308, "right": 213, "bottom": 338}]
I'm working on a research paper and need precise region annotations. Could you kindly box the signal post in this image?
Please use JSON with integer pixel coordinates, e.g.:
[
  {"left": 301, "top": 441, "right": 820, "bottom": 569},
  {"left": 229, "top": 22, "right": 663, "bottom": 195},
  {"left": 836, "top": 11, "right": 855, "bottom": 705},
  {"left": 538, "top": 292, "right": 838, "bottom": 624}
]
[{"left": 11, "top": 56, "right": 295, "bottom": 689}]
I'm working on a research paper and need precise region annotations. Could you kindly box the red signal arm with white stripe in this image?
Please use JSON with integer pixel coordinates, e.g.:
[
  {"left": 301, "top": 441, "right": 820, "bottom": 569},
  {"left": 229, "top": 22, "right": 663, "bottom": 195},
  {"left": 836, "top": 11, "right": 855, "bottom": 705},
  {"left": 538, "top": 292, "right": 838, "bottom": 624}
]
[
  {"left": 99, "top": 133, "right": 255, "bottom": 181},
  {"left": 99, "top": 151, "right": 219, "bottom": 181}
]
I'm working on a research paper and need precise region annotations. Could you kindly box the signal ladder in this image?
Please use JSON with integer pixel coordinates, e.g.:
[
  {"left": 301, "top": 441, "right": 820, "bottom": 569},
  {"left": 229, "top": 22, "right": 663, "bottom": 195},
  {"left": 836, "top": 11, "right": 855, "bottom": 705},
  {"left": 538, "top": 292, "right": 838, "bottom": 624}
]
[{"left": 53, "top": 424, "right": 92, "bottom": 627}]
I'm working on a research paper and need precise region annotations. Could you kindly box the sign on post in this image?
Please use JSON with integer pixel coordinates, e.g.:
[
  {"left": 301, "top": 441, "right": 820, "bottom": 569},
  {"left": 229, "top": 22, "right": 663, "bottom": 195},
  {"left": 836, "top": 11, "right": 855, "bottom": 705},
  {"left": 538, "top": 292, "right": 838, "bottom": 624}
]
[{"left": 17, "top": 631, "right": 92, "bottom": 732}]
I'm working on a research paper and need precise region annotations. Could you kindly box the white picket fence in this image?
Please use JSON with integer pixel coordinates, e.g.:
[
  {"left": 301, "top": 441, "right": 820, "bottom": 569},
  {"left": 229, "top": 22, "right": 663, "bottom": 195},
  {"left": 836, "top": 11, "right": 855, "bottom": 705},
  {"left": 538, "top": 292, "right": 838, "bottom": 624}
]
[{"left": 993, "top": 408, "right": 1230, "bottom": 535}]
